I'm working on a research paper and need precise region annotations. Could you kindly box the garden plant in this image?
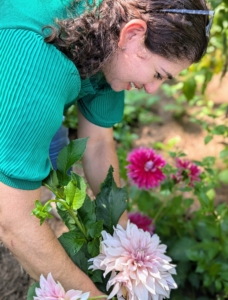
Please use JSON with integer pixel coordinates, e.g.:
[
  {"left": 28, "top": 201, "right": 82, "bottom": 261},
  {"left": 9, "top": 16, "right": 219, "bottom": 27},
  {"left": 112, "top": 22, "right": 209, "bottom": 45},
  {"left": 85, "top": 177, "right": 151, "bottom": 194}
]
[{"left": 27, "top": 0, "right": 228, "bottom": 299}]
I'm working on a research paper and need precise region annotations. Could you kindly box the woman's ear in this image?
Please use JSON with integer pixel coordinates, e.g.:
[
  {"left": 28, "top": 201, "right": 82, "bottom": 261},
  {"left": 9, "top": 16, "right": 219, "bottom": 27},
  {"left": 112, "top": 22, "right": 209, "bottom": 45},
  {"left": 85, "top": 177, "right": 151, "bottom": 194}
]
[{"left": 118, "top": 19, "right": 147, "bottom": 48}]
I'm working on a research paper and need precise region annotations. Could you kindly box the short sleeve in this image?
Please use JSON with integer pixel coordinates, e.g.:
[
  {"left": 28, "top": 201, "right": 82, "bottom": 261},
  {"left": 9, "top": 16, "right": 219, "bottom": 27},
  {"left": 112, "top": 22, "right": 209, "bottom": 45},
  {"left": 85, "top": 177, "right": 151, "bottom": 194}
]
[
  {"left": 0, "top": 29, "right": 81, "bottom": 190},
  {"left": 77, "top": 84, "right": 125, "bottom": 128}
]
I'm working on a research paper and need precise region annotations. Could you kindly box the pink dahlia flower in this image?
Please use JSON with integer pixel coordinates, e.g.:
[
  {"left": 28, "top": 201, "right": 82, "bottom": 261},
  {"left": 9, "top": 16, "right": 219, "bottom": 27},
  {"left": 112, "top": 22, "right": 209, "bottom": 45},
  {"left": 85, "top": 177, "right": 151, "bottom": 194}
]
[
  {"left": 34, "top": 273, "right": 90, "bottom": 300},
  {"left": 126, "top": 147, "right": 166, "bottom": 190},
  {"left": 173, "top": 158, "right": 201, "bottom": 188},
  {"left": 128, "top": 212, "right": 155, "bottom": 235},
  {"left": 89, "top": 222, "right": 177, "bottom": 300}
]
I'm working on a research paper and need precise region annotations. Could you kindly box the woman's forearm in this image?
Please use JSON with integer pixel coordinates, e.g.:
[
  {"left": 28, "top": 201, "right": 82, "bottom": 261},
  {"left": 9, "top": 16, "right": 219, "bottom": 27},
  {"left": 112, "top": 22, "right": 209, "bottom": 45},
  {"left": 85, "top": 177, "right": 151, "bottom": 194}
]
[{"left": 0, "top": 182, "right": 102, "bottom": 296}]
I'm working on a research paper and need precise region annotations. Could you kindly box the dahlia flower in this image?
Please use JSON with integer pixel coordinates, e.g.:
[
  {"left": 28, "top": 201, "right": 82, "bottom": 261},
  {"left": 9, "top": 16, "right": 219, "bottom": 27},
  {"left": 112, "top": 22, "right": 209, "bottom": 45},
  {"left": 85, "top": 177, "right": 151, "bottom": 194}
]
[
  {"left": 34, "top": 273, "right": 90, "bottom": 300},
  {"left": 173, "top": 158, "right": 201, "bottom": 187},
  {"left": 89, "top": 222, "right": 177, "bottom": 300},
  {"left": 126, "top": 147, "right": 166, "bottom": 190},
  {"left": 128, "top": 212, "right": 155, "bottom": 235}
]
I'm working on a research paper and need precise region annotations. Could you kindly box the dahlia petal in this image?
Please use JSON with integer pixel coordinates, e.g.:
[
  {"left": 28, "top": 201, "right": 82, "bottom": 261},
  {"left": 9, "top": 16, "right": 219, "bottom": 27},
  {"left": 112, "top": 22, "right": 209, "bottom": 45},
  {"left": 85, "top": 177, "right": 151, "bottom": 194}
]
[
  {"left": 133, "top": 282, "right": 149, "bottom": 300},
  {"left": 154, "top": 281, "right": 170, "bottom": 297},
  {"left": 144, "top": 276, "right": 156, "bottom": 295},
  {"left": 107, "top": 282, "right": 121, "bottom": 299}
]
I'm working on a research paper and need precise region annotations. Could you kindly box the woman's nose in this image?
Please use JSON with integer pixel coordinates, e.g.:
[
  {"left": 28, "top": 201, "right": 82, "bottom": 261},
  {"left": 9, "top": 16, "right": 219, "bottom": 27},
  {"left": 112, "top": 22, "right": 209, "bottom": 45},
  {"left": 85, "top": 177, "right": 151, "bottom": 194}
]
[{"left": 144, "top": 81, "right": 163, "bottom": 94}]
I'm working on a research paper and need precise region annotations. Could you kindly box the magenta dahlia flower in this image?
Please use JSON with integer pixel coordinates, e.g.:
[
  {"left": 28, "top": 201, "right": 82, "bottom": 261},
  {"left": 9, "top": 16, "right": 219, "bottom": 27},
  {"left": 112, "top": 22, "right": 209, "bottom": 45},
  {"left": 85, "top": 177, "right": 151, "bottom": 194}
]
[
  {"left": 128, "top": 212, "right": 155, "bottom": 234},
  {"left": 34, "top": 273, "right": 90, "bottom": 300},
  {"left": 173, "top": 158, "right": 201, "bottom": 187},
  {"left": 126, "top": 147, "right": 166, "bottom": 190},
  {"left": 89, "top": 222, "right": 177, "bottom": 300}
]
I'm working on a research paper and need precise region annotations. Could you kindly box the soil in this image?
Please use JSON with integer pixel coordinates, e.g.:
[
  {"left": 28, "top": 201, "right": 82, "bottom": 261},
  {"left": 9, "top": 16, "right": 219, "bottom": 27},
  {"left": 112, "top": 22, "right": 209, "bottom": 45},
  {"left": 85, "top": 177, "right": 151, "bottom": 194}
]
[{"left": 1, "top": 74, "right": 228, "bottom": 300}]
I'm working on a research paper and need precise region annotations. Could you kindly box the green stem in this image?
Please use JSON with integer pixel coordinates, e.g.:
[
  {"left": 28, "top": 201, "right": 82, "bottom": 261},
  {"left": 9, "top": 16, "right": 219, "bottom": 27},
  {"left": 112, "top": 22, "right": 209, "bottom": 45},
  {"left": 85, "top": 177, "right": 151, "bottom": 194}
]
[
  {"left": 153, "top": 202, "right": 166, "bottom": 224},
  {"left": 43, "top": 199, "right": 88, "bottom": 240},
  {"left": 68, "top": 209, "right": 88, "bottom": 240},
  {"left": 43, "top": 183, "right": 63, "bottom": 199},
  {"left": 43, "top": 199, "right": 69, "bottom": 211}
]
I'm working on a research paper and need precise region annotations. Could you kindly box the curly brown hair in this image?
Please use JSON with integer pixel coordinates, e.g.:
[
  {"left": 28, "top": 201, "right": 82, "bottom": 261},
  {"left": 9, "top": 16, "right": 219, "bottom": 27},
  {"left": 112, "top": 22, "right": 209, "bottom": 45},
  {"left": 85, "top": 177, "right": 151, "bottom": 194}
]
[{"left": 45, "top": 0, "right": 210, "bottom": 79}]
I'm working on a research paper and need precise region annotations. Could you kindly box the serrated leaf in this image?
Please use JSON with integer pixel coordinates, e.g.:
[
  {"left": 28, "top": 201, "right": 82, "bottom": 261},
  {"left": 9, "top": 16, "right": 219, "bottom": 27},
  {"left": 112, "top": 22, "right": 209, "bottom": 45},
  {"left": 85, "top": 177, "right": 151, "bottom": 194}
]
[
  {"left": 57, "top": 138, "right": 88, "bottom": 174},
  {"left": 95, "top": 166, "right": 127, "bottom": 234},
  {"left": 87, "top": 237, "right": 100, "bottom": 257},
  {"left": 43, "top": 169, "right": 59, "bottom": 190},
  {"left": 27, "top": 282, "right": 40, "bottom": 300},
  {"left": 78, "top": 195, "right": 96, "bottom": 226},
  {"left": 64, "top": 178, "right": 86, "bottom": 210},
  {"left": 87, "top": 220, "right": 103, "bottom": 239},
  {"left": 89, "top": 270, "right": 104, "bottom": 284},
  {"left": 57, "top": 207, "right": 77, "bottom": 230},
  {"left": 59, "top": 231, "right": 86, "bottom": 258}
]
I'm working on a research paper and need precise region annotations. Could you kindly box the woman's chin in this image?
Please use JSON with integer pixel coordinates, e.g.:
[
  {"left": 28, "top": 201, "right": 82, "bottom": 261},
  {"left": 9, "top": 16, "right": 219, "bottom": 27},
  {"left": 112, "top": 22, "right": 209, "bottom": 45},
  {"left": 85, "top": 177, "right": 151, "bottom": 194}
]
[{"left": 110, "top": 83, "right": 125, "bottom": 92}]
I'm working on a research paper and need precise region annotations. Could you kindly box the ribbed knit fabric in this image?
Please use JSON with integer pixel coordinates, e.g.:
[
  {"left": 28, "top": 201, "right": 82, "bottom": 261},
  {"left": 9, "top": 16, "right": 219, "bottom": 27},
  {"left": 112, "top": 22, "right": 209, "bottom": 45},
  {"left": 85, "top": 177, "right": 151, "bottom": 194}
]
[
  {"left": 0, "top": 0, "right": 124, "bottom": 190},
  {"left": 0, "top": 29, "right": 81, "bottom": 189}
]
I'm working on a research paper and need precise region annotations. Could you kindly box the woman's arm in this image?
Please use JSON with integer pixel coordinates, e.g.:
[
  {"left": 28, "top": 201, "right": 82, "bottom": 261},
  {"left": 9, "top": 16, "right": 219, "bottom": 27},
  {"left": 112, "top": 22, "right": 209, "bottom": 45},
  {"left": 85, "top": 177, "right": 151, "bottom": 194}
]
[
  {"left": 0, "top": 182, "right": 103, "bottom": 296},
  {"left": 77, "top": 108, "right": 128, "bottom": 228}
]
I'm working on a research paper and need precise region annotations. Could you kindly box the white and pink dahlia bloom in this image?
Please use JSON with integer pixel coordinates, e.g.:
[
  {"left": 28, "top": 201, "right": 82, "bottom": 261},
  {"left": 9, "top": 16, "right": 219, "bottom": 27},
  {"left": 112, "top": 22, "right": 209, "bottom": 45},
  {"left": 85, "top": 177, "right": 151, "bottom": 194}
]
[
  {"left": 89, "top": 222, "right": 177, "bottom": 300},
  {"left": 34, "top": 273, "right": 90, "bottom": 300}
]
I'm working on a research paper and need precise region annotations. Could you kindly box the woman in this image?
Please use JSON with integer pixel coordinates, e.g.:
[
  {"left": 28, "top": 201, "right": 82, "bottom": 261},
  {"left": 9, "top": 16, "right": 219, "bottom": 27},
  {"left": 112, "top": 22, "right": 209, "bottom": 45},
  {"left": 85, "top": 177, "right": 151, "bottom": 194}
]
[{"left": 0, "top": 0, "right": 211, "bottom": 297}]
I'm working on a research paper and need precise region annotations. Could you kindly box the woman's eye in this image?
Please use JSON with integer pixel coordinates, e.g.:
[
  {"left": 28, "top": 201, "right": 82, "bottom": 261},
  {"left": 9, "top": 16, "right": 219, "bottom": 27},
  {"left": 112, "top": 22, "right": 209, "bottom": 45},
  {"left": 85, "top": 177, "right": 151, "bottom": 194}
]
[{"left": 155, "top": 72, "right": 163, "bottom": 80}]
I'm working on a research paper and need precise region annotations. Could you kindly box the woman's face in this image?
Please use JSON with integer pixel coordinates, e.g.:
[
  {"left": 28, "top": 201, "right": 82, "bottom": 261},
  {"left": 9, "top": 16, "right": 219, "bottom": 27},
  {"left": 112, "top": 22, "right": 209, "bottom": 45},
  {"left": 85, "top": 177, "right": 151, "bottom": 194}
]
[{"left": 102, "top": 46, "right": 190, "bottom": 94}]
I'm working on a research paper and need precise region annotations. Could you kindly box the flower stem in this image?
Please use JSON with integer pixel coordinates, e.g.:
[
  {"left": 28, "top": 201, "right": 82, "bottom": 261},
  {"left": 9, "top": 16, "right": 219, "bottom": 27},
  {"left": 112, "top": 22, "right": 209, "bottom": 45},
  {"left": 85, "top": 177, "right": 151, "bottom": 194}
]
[
  {"left": 43, "top": 183, "right": 63, "bottom": 199},
  {"left": 43, "top": 199, "right": 88, "bottom": 240},
  {"left": 153, "top": 202, "right": 166, "bottom": 224},
  {"left": 68, "top": 209, "right": 88, "bottom": 240}
]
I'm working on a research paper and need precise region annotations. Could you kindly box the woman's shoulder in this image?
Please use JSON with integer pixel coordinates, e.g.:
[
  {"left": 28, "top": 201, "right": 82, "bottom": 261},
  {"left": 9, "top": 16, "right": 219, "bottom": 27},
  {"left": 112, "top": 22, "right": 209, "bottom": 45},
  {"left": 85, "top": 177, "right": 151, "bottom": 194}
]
[
  {"left": 1, "top": 28, "right": 81, "bottom": 107},
  {"left": 0, "top": 0, "right": 71, "bottom": 33}
]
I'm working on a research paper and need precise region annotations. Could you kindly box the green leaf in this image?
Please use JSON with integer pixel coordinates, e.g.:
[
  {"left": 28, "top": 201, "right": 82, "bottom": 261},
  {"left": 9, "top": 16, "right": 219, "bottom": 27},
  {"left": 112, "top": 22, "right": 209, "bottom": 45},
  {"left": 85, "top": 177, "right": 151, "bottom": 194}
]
[
  {"left": 64, "top": 177, "right": 86, "bottom": 210},
  {"left": 169, "top": 151, "right": 177, "bottom": 158},
  {"left": 137, "top": 191, "right": 158, "bottom": 213},
  {"left": 59, "top": 231, "right": 86, "bottom": 257},
  {"left": 89, "top": 269, "right": 104, "bottom": 284},
  {"left": 197, "top": 192, "right": 213, "bottom": 210},
  {"left": 78, "top": 195, "right": 96, "bottom": 226},
  {"left": 87, "top": 220, "right": 103, "bottom": 239},
  {"left": 59, "top": 231, "right": 89, "bottom": 273},
  {"left": 169, "top": 237, "right": 197, "bottom": 262},
  {"left": 57, "top": 138, "right": 88, "bottom": 174},
  {"left": 87, "top": 237, "right": 100, "bottom": 257},
  {"left": 32, "top": 200, "right": 53, "bottom": 225},
  {"left": 220, "top": 149, "right": 228, "bottom": 159},
  {"left": 43, "top": 169, "right": 59, "bottom": 190},
  {"left": 182, "top": 77, "right": 197, "bottom": 100},
  {"left": 57, "top": 206, "right": 77, "bottom": 231},
  {"left": 27, "top": 282, "right": 39, "bottom": 300},
  {"left": 95, "top": 166, "right": 127, "bottom": 234},
  {"left": 70, "top": 246, "right": 89, "bottom": 274},
  {"left": 218, "top": 169, "right": 228, "bottom": 184},
  {"left": 211, "top": 125, "right": 228, "bottom": 136},
  {"left": 204, "top": 135, "right": 213, "bottom": 145},
  {"left": 183, "top": 198, "right": 194, "bottom": 208}
]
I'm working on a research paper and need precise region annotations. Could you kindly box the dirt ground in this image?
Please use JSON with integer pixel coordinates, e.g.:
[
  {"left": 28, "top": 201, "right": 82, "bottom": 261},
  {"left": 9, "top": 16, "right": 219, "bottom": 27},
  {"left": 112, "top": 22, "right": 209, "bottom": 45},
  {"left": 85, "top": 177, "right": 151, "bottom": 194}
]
[{"left": 1, "top": 74, "right": 228, "bottom": 300}]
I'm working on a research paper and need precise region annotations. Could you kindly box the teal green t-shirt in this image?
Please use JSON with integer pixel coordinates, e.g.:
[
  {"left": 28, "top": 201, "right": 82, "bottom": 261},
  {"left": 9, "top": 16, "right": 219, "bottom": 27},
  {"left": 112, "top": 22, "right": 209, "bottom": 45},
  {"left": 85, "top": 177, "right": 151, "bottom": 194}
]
[{"left": 0, "top": 0, "right": 124, "bottom": 190}]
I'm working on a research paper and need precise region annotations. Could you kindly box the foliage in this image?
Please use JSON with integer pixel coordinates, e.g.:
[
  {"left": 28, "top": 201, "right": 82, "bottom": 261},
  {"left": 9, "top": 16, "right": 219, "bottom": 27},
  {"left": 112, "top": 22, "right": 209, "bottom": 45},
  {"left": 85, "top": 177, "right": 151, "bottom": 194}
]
[
  {"left": 117, "top": 139, "right": 228, "bottom": 299},
  {"left": 28, "top": 138, "right": 127, "bottom": 299}
]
